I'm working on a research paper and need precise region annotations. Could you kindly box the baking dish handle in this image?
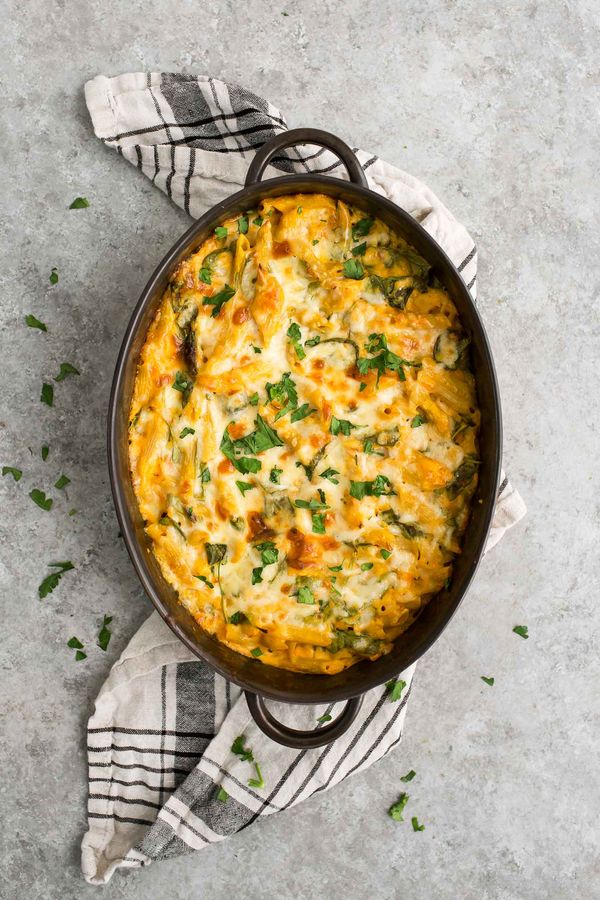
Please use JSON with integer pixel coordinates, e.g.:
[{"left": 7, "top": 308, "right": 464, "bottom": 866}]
[
  {"left": 245, "top": 691, "right": 363, "bottom": 749},
  {"left": 245, "top": 128, "right": 368, "bottom": 189}
]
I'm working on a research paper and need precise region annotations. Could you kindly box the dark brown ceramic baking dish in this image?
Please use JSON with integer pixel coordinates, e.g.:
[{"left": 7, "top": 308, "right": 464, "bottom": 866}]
[{"left": 108, "top": 128, "right": 502, "bottom": 749}]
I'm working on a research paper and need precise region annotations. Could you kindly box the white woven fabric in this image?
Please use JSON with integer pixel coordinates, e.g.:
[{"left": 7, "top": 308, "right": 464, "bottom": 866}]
[{"left": 81, "top": 73, "right": 526, "bottom": 884}]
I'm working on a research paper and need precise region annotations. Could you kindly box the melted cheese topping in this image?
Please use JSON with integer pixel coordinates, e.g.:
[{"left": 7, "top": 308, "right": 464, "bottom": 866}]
[{"left": 129, "top": 194, "right": 480, "bottom": 674}]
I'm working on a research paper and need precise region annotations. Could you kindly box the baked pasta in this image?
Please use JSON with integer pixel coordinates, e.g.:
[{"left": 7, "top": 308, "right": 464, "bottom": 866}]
[{"left": 129, "top": 193, "right": 480, "bottom": 674}]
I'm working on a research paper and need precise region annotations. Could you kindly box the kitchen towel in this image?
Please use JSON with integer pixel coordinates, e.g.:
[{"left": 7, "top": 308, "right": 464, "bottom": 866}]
[{"left": 81, "top": 73, "right": 527, "bottom": 884}]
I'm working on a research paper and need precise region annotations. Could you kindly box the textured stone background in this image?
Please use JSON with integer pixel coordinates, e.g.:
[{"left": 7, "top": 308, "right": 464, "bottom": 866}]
[{"left": 1, "top": 1, "right": 598, "bottom": 897}]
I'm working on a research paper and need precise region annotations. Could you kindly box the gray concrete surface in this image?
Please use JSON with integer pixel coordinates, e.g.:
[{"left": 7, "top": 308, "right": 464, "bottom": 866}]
[{"left": 1, "top": 1, "right": 599, "bottom": 897}]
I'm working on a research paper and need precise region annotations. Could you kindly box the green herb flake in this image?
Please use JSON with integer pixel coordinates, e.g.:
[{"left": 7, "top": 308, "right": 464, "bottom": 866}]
[
  {"left": 386, "top": 678, "right": 407, "bottom": 702},
  {"left": 297, "top": 585, "right": 315, "bottom": 605},
  {"left": 252, "top": 345, "right": 262, "bottom": 354},
  {"left": 229, "top": 611, "right": 247, "bottom": 625},
  {"left": 2, "top": 466, "right": 22, "bottom": 482},
  {"left": 54, "top": 474, "right": 70, "bottom": 490},
  {"left": 236, "top": 480, "right": 255, "bottom": 497},
  {"left": 198, "top": 266, "right": 212, "bottom": 285},
  {"left": 513, "top": 625, "right": 529, "bottom": 639},
  {"left": 98, "top": 615, "right": 113, "bottom": 651},
  {"left": 388, "top": 793, "right": 410, "bottom": 822},
  {"left": 312, "top": 238, "right": 319, "bottom": 245},
  {"left": 269, "top": 466, "right": 283, "bottom": 484},
  {"left": 343, "top": 258, "right": 365, "bottom": 280},
  {"left": 317, "top": 713, "right": 332, "bottom": 724},
  {"left": 30, "top": 489, "right": 52, "bottom": 511},
  {"left": 330, "top": 416, "right": 357, "bottom": 437},
  {"left": 75, "top": 650, "right": 87, "bottom": 661},
  {"left": 351, "top": 241, "right": 367, "bottom": 257},
  {"left": 295, "top": 497, "right": 328, "bottom": 510},
  {"left": 215, "top": 226, "right": 228, "bottom": 240},
  {"left": 41, "top": 383, "right": 54, "bottom": 406},
  {"left": 359, "top": 382, "right": 367, "bottom": 392},
  {"left": 25, "top": 314, "right": 47, "bottom": 332},
  {"left": 253, "top": 215, "right": 264, "bottom": 227},
  {"left": 238, "top": 215, "right": 249, "bottom": 234},
  {"left": 481, "top": 675, "right": 495, "bottom": 686},
  {"left": 54, "top": 362, "right": 80, "bottom": 382},
  {"left": 49, "top": 267, "right": 59, "bottom": 285},
  {"left": 312, "top": 512, "right": 326, "bottom": 534},
  {"left": 380, "top": 549, "right": 392, "bottom": 560},
  {"left": 287, "top": 321, "right": 306, "bottom": 360},
  {"left": 411, "top": 816, "right": 425, "bottom": 832},
  {"left": 38, "top": 561, "right": 74, "bottom": 599},
  {"left": 69, "top": 197, "right": 89, "bottom": 209},
  {"left": 41, "top": 445, "right": 49, "bottom": 461},
  {"left": 350, "top": 475, "right": 394, "bottom": 500},
  {"left": 250, "top": 647, "right": 263, "bottom": 657},
  {"left": 205, "top": 543, "right": 228, "bottom": 566},
  {"left": 216, "top": 786, "right": 229, "bottom": 802},
  {"left": 291, "top": 403, "right": 316, "bottom": 423},
  {"left": 172, "top": 370, "right": 193, "bottom": 405},
  {"left": 304, "top": 335, "right": 321, "bottom": 347},
  {"left": 68, "top": 508, "right": 77, "bottom": 516},
  {"left": 319, "top": 468, "right": 339, "bottom": 484},
  {"left": 203, "top": 283, "right": 235, "bottom": 317},
  {"left": 179, "top": 427, "right": 195, "bottom": 438},
  {"left": 249, "top": 392, "right": 259, "bottom": 406},
  {"left": 251, "top": 567, "right": 263, "bottom": 585},
  {"left": 194, "top": 575, "right": 214, "bottom": 590},
  {"left": 360, "top": 562, "right": 373, "bottom": 571},
  {"left": 411, "top": 414, "right": 426, "bottom": 428},
  {"left": 401, "top": 769, "right": 417, "bottom": 783},
  {"left": 328, "top": 564, "right": 343, "bottom": 572},
  {"left": 231, "top": 735, "right": 254, "bottom": 762},
  {"left": 248, "top": 762, "right": 264, "bottom": 789},
  {"left": 351, "top": 218, "right": 374, "bottom": 241}
]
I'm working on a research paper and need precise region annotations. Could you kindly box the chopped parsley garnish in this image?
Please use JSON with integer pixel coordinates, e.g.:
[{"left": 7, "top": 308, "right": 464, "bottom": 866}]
[
  {"left": 411, "top": 817, "right": 425, "bottom": 832},
  {"left": 253, "top": 215, "right": 264, "bottom": 227},
  {"left": 221, "top": 415, "right": 283, "bottom": 474},
  {"left": 411, "top": 414, "right": 426, "bottom": 428},
  {"left": 205, "top": 543, "right": 228, "bottom": 566},
  {"left": 297, "top": 206, "right": 302, "bottom": 214},
  {"left": 287, "top": 321, "right": 306, "bottom": 360},
  {"left": 400, "top": 770, "right": 416, "bottom": 783},
  {"left": 360, "top": 562, "right": 373, "bottom": 571},
  {"left": 388, "top": 793, "right": 409, "bottom": 822},
  {"left": 54, "top": 362, "right": 80, "bottom": 381},
  {"left": 2, "top": 466, "right": 22, "bottom": 481},
  {"left": 49, "top": 267, "right": 59, "bottom": 284},
  {"left": 172, "top": 370, "right": 193, "bottom": 404},
  {"left": 312, "top": 513, "right": 326, "bottom": 534},
  {"left": 267, "top": 372, "right": 298, "bottom": 419},
  {"left": 317, "top": 713, "right": 332, "bottom": 723},
  {"left": 198, "top": 266, "right": 212, "bottom": 285},
  {"left": 54, "top": 474, "right": 70, "bottom": 490},
  {"left": 216, "top": 787, "right": 228, "bottom": 802},
  {"left": 328, "top": 564, "right": 343, "bottom": 572},
  {"left": 359, "top": 382, "right": 367, "bottom": 392},
  {"left": 249, "top": 392, "right": 259, "bottom": 406},
  {"left": 269, "top": 466, "right": 282, "bottom": 484},
  {"left": 38, "top": 561, "right": 73, "bottom": 599},
  {"left": 351, "top": 218, "right": 374, "bottom": 241},
  {"left": 351, "top": 241, "right": 367, "bottom": 257},
  {"left": 250, "top": 646, "right": 263, "bottom": 657},
  {"left": 295, "top": 497, "right": 328, "bottom": 510},
  {"left": 304, "top": 335, "right": 321, "bottom": 347},
  {"left": 199, "top": 463, "right": 211, "bottom": 484},
  {"left": 342, "top": 258, "right": 365, "bottom": 280},
  {"left": 215, "top": 226, "right": 228, "bottom": 240},
  {"left": 291, "top": 403, "right": 316, "bottom": 422},
  {"left": 30, "top": 489, "right": 52, "bottom": 511},
  {"left": 251, "top": 568, "right": 263, "bottom": 585},
  {"left": 194, "top": 575, "right": 214, "bottom": 589},
  {"left": 513, "top": 625, "right": 529, "bottom": 639},
  {"left": 41, "top": 383, "right": 54, "bottom": 406},
  {"left": 25, "top": 314, "right": 47, "bottom": 331},
  {"left": 256, "top": 540, "right": 279, "bottom": 566},
  {"left": 380, "top": 549, "right": 392, "bottom": 560},
  {"left": 69, "top": 197, "right": 89, "bottom": 209},
  {"left": 179, "top": 427, "right": 195, "bottom": 438},
  {"left": 363, "top": 438, "right": 384, "bottom": 456},
  {"left": 312, "top": 238, "right": 319, "bottom": 245},
  {"left": 236, "top": 480, "right": 255, "bottom": 496},
  {"left": 319, "top": 467, "right": 339, "bottom": 484},
  {"left": 203, "top": 283, "right": 235, "bottom": 317},
  {"left": 481, "top": 676, "right": 495, "bottom": 686},
  {"left": 385, "top": 678, "right": 407, "bottom": 702},
  {"left": 330, "top": 416, "right": 357, "bottom": 436},
  {"left": 41, "top": 445, "right": 49, "bottom": 460},
  {"left": 297, "top": 585, "right": 315, "bottom": 604},
  {"left": 232, "top": 736, "right": 264, "bottom": 788},
  {"left": 229, "top": 611, "right": 248, "bottom": 625},
  {"left": 97, "top": 616, "right": 113, "bottom": 651},
  {"left": 252, "top": 345, "right": 262, "bottom": 353},
  {"left": 238, "top": 215, "right": 249, "bottom": 234},
  {"left": 349, "top": 475, "right": 394, "bottom": 500}
]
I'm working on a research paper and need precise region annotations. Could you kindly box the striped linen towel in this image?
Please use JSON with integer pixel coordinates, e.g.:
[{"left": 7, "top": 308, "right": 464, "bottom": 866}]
[{"left": 81, "top": 73, "right": 527, "bottom": 885}]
